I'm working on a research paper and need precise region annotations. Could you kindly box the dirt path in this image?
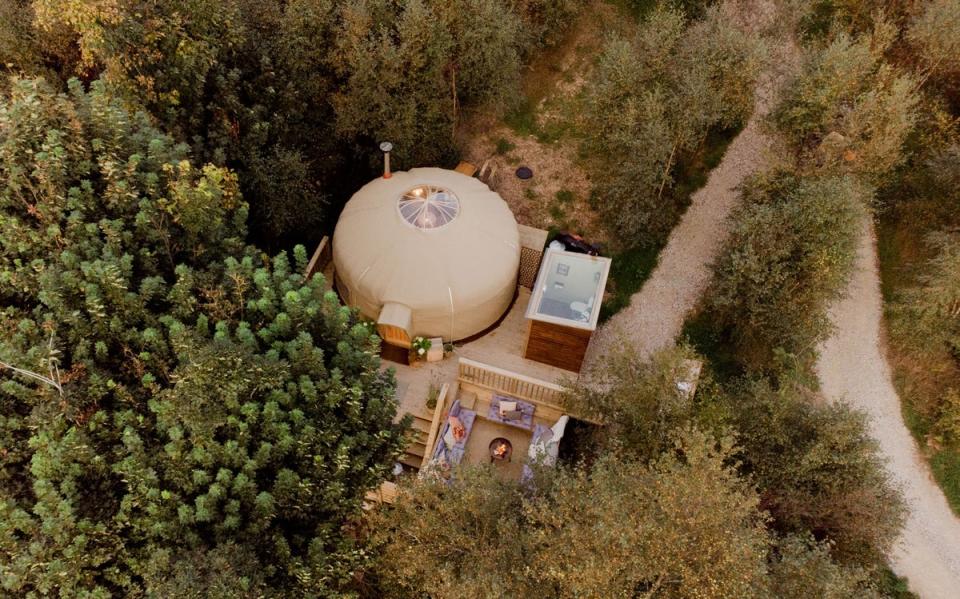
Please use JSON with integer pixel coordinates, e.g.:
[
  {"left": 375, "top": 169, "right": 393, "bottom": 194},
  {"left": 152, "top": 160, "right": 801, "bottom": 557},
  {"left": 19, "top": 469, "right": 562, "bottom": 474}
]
[
  {"left": 816, "top": 219, "right": 960, "bottom": 599},
  {"left": 585, "top": 8, "right": 797, "bottom": 366}
]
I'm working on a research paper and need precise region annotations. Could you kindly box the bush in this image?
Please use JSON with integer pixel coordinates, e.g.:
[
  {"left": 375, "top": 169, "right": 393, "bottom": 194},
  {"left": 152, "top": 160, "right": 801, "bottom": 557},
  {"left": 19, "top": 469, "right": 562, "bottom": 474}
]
[
  {"left": 907, "top": 0, "right": 960, "bottom": 89},
  {"left": 770, "top": 535, "right": 882, "bottom": 598},
  {"left": 333, "top": 0, "right": 525, "bottom": 169},
  {"left": 370, "top": 431, "right": 773, "bottom": 598},
  {"left": 707, "top": 172, "right": 866, "bottom": 371},
  {"left": 775, "top": 28, "right": 918, "bottom": 184},
  {"left": 562, "top": 345, "right": 722, "bottom": 461},
  {"left": 0, "top": 77, "right": 407, "bottom": 596},
  {"left": 583, "top": 5, "right": 762, "bottom": 245},
  {"left": 506, "top": 0, "right": 585, "bottom": 49},
  {"left": 728, "top": 376, "right": 905, "bottom": 565}
]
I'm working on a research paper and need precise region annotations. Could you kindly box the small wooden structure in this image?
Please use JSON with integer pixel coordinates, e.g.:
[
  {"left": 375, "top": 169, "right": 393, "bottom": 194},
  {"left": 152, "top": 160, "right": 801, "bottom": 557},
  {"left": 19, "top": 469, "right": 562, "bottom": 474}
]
[
  {"left": 523, "top": 248, "right": 611, "bottom": 373},
  {"left": 517, "top": 224, "right": 549, "bottom": 290}
]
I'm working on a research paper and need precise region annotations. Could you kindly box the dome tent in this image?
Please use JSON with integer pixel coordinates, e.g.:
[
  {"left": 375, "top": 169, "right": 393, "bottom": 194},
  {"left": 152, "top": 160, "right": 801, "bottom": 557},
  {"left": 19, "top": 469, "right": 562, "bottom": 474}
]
[{"left": 332, "top": 167, "right": 520, "bottom": 342}]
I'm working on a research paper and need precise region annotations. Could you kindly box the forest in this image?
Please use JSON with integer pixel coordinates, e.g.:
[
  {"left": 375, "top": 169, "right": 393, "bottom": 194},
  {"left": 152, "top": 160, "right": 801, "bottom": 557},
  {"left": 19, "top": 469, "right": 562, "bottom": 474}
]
[{"left": 1, "top": 0, "right": 959, "bottom": 597}]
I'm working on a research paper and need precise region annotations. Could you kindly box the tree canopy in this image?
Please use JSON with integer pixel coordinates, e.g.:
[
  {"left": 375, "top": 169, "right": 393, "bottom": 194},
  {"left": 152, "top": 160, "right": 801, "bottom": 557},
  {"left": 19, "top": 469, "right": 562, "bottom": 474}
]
[{"left": 0, "top": 77, "right": 407, "bottom": 596}]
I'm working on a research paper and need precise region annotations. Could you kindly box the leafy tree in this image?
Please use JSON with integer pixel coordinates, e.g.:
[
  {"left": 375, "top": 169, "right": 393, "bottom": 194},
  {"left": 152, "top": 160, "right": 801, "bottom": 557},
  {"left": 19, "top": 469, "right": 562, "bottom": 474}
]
[
  {"left": 370, "top": 431, "right": 774, "bottom": 599},
  {"left": 29, "top": 0, "right": 343, "bottom": 246},
  {"left": 0, "top": 0, "right": 80, "bottom": 89},
  {"left": 907, "top": 0, "right": 960, "bottom": 91},
  {"left": 775, "top": 28, "right": 919, "bottom": 184},
  {"left": 583, "top": 4, "right": 763, "bottom": 245},
  {"left": 527, "top": 430, "right": 771, "bottom": 598},
  {"left": 0, "top": 78, "right": 407, "bottom": 596},
  {"left": 333, "top": 0, "right": 525, "bottom": 169},
  {"left": 798, "top": 0, "right": 913, "bottom": 38},
  {"left": 366, "top": 466, "right": 533, "bottom": 598},
  {"left": 707, "top": 172, "right": 866, "bottom": 370},
  {"left": 728, "top": 376, "right": 905, "bottom": 565},
  {"left": 562, "top": 344, "right": 724, "bottom": 461},
  {"left": 893, "top": 230, "right": 960, "bottom": 443},
  {"left": 506, "top": 0, "right": 585, "bottom": 49},
  {"left": 770, "top": 535, "right": 882, "bottom": 599}
]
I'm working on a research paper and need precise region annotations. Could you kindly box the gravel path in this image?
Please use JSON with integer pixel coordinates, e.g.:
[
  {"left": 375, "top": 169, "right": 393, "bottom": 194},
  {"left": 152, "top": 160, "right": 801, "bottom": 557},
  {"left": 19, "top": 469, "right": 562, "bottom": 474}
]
[
  {"left": 585, "top": 21, "right": 796, "bottom": 366},
  {"left": 816, "top": 219, "right": 960, "bottom": 599}
]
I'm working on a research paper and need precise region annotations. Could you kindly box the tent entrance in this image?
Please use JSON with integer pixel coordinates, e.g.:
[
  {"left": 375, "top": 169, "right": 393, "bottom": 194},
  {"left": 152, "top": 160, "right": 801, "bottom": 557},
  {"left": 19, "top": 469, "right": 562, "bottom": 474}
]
[{"left": 377, "top": 303, "right": 413, "bottom": 348}]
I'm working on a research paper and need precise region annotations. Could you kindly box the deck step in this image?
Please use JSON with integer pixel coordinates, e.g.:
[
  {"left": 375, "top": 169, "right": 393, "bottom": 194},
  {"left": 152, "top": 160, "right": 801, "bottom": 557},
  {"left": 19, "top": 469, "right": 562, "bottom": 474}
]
[
  {"left": 399, "top": 453, "right": 424, "bottom": 469},
  {"left": 411, "top": 417, "right": 432, "bottom": 431},
  {"left": 406, "top": 442, "right": 425, "bottom": 458}
]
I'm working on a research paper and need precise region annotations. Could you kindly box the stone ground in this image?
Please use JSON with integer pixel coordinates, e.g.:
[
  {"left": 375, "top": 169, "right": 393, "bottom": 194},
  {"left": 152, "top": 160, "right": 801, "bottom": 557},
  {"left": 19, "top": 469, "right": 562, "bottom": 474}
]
[{"left": 817, "top": 219, "right": 960, "bottom": 599}]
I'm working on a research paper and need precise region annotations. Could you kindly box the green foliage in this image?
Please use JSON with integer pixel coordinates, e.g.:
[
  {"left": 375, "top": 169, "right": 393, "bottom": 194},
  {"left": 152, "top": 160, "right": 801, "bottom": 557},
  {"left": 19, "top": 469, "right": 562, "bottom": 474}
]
[
  {"left": 528, "top": 430, "right": 771, "bottom": 598},
  {"left": 371, "top": 430, "right": 774, "bottom": 598},
  {"left": 876, "top": 154, "right": 960, "bottom": 513},
  {"left": 728, "top": 376, "right": 905, "bottom": 564},
  {"left": 0, "top": 78, "right": 406, "bottom": 596},
  {"left": 495, "top": 137, "right": 516, "bottom": 155},
  {"left": 563, "top": 345, "right": 721, "bottom": 460},
  {"left": 706, "top": 172, "right": 866, "bottom": 371},
  {"left": 0, "top": 0, "right": 78, "bottom": 90},
  {"left": 505, "top": 0, "right": 585, "bottom": 49},
  {"left": 333, "top": 0, "right": 525, "bottom": 169},
  {"left": 28, "top": 0, "right": 341, "bottom": 247},
  {"left": 770, "top": 535, "right": 882, "bottom": 599},
  {"left": 18, "top": 0, "right": 583, "bottom": 247},
  {"left": 620, "top": 0, "right": 718, "bottom": 20},
  {"left": 797, "top": 0, "right": 913, "bottom": 39},
  {"left": 775, "top": 28, "right": 919, "bottom": 184},
  {"left": 367, "top": 466, "right": 531, "bottom": 598},
  {"left": 583, "top": 5, "right": 763, "bottom": 245},
  {"left": 907, "top": 0, "right": 960, "bottom": 92},
  {"left": 139, "top": 543, "right": 268, "bottom": 598}
]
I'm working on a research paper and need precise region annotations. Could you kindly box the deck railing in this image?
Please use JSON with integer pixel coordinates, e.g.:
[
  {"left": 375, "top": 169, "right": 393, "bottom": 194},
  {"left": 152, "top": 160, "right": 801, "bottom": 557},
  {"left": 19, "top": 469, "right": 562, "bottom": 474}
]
[
  {"left": 457, "top": 357, "right": 564, "bottom": 406},
  {"left": 305, "top": 235, "right": 333, "bottom": 279},
  {"left": 420, "top": 382, "right": 450, "bottom": 469}
]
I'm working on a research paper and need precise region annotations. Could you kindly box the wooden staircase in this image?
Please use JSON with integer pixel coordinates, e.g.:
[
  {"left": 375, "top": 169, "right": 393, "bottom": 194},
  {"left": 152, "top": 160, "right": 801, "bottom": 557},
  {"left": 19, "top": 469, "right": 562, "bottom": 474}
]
[{"left": 400, "top": 413, "right": 434, "bottom": 470}]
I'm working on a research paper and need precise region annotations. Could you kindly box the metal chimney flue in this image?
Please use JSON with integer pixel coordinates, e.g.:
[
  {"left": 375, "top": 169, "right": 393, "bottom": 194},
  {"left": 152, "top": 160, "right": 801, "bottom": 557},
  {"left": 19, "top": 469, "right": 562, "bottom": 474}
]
[{"left": 380, "top": 141, "right": 393, "bottom": 179}]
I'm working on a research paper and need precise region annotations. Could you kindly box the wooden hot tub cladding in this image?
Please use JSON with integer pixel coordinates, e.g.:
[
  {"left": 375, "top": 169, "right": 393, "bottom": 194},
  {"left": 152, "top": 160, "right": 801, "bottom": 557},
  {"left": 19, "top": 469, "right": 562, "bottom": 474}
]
[{"left": 523, "top": 318, "right": 592, "bottom": 372}]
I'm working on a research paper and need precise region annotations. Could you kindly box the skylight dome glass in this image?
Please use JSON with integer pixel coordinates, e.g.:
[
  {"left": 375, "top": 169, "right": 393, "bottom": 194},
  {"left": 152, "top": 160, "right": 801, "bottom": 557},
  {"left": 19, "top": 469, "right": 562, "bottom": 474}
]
[{"left": 398, "top": 185, "right": 460, "bottom": 230}]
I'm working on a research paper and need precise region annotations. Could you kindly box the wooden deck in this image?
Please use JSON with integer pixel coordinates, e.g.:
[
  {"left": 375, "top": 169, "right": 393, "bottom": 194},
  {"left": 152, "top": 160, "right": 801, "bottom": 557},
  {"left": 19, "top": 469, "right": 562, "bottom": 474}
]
[{"left": 389, "top": 287, "right": 577, "bottom": 425}]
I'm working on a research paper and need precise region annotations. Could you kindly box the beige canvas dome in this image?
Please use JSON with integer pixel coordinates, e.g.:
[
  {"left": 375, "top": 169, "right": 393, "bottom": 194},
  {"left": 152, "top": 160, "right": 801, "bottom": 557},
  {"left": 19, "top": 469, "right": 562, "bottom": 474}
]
[{"left": 333, "top": 167, "right": 520, "bottom": 341}]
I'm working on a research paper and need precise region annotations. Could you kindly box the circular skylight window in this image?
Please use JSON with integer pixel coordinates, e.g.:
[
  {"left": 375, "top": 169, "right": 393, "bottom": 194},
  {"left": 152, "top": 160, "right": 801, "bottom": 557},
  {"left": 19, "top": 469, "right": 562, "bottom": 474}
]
[{"left": 398, "top": 185, "right": 460, "bottom": 230}]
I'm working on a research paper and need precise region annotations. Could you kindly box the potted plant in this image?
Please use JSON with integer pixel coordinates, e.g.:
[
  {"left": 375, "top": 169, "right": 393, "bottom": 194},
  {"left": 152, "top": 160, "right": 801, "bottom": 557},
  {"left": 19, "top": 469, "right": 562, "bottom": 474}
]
[
  {"left": 425, "top": 370, "right": 443, "bottom": 410},
  {"left": 411, "top": 336, "right": 432, "bottom": 361}
]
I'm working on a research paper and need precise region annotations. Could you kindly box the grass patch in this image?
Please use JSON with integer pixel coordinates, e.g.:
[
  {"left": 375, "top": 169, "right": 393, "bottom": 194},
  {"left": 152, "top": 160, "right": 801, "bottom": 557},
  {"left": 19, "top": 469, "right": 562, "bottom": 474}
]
[
  {"left": 555, "top": 189, "right": 575, "bottom": 204},
  {"left": 598, "top": 244, "right": 660, "bottom": 323},
  {"left": 932, "top": 446, "right": 960, "bottom": 513},
  {"left": 878, "top": 199, "right": 960, "bottom": 515},
  {"left": 504, "top": 97, "right": 568, "bottom": 144},
  {"left": 874, "top": 565, "right": 919, "bottom": 599},
  {"left": 505, "top": 99, "right": 539, "bottom": 137},
  {"left": 548, "top": 203, "right": 566, "bottom": 222},
  {"left": 495, "top": 137, "right": 516, "bottom": 155}
]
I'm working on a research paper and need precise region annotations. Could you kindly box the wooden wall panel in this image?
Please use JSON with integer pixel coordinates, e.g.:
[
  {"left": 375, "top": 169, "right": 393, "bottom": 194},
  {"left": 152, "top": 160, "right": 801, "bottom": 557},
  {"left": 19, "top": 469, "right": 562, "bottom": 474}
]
[{"left": 523, "top": 319, "right": 591, "bottom": 372}]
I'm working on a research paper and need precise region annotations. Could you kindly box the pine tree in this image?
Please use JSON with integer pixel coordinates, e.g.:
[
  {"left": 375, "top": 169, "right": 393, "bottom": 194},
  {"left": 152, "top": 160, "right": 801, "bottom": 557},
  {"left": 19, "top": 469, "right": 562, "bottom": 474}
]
[{"left": 0, "top": 78, "right": 407, "bottom": 596}]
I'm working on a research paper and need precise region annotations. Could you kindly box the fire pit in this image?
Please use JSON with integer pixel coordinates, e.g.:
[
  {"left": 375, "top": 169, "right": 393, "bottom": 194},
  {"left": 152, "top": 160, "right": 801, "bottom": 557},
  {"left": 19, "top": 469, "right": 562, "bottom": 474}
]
[{"left": 489, "top": 437, "right": 513, "bottom": 462}]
